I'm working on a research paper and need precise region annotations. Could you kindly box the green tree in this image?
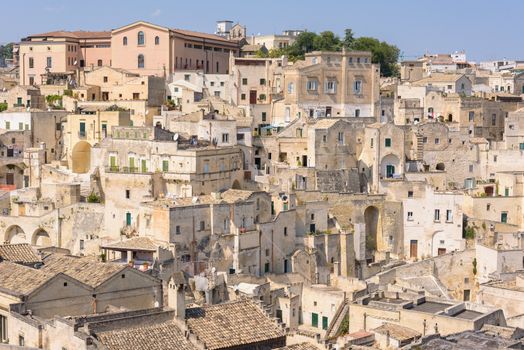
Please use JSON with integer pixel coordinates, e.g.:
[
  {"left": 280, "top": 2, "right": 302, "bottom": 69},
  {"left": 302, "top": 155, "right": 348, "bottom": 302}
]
[
  {"left": 0, "top": 102, "right": 7, "bottom": 113},
  {"left": 349, "top": 37, "right": 400, "bottom": 77},
  {"left": 342, "top": 29, "right": 355, "bottom": 49},
  {"left": 0, "top": 43, "right": 13, "bottom": 60},
  {"left": 313, "top": 31, "right": 341, "bottom": 52}
]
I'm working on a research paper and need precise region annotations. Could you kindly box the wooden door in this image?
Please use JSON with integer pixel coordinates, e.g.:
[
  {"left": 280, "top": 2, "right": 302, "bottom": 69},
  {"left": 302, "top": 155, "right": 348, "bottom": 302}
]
[
  {"left": 249, "top": 90, "right": 257, "bottom": 104},
  {"left": 410, "top": 240, "right": 418, "bottom": 258}
]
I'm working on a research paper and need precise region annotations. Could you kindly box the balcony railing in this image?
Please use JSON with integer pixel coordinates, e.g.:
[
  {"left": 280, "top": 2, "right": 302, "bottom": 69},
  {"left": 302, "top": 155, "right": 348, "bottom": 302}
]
[{"left": 106, "top": 166, "right": 147, "bottom": 174}]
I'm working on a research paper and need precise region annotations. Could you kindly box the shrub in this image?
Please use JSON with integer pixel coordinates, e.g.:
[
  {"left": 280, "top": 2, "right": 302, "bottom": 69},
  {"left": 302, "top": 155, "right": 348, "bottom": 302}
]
[
  {"left": 464, "top": 226, "right": 475, "bottom": 240},
  {"left": 0, "top": 102, "right": 7, "bottom": 112},
  {"left": 87, "top": 192, "right": 101, "bottom": 203}
]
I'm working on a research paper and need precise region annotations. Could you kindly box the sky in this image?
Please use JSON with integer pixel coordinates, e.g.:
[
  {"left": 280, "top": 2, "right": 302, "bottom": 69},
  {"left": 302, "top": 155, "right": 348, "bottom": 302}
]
[{"left": 1, "top": 0, "right": 522, "bottom": 62}]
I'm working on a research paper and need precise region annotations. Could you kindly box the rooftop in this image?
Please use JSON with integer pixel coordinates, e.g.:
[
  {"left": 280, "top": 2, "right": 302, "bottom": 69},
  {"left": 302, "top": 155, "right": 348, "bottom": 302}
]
[
  {"left": 101, "top": 237, "right": 159, "bottom": 252},
  {"left": 0, "top": 243, "right": 41, "bottom": 265},
  {"left": 185, "top": 299, "right": 285, "bottom": 349},
  {"left": 41, "top": 254, "right": 126, "bottom": 288},
  {"left": 96, "top": 321, "right": 197, "bottom": 350},
  {"left": 0, "top": 261, "right": 55, "bottom": 296},
  {"left": 373, "top": 323, "right": 421, "bottom": 341}
]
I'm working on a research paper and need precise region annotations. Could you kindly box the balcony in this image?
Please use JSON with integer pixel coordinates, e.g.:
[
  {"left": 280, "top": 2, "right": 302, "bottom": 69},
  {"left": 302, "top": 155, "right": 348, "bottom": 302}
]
[{"left": 105, "top": 166, "right": 149, "bottom": 174}]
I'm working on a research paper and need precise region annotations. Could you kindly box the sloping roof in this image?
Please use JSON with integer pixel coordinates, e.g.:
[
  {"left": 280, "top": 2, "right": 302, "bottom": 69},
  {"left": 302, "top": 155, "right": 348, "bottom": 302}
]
[
  {"left": 186, "top": 299, "right": 285, "bottom": 349},
  {"left": 329, "top": 204, "right": 354, "bottom": 231},
  {"left": 313, "top": 118, "right": 343, "bottom": 129},
  {"left": 276, "top": 343, "right": 321, "bottom": 350},
  {"left": 27, "top": 30, "right": 111, "bottom": 40},
  {"left": 412, "top": 73, "right": 465, "bottom": 85},
  {"left": 0, "top": 261, "right": 55, "bottom": 296},
  {"left": 172, "top": 29, "right": 237, "bottom": 45},
  {"left": 0, "top": 243, "right": 41, "bottom": 264},
  {"left": 96, "top": 321, "right": 197, "bottom": 350},
  {"left": 101, "top": 237, "right": 158, "bottom": 252},
  {"left": 41, "top": 254, "right": 125, "bottom": 288},
  {"left": 373, "top": 323, "right": 420, "bottom": 341}
]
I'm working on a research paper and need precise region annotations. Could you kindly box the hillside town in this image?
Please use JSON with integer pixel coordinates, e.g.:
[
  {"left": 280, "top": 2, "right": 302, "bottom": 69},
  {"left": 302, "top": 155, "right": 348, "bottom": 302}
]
[{"left": 0, "top": 17, "right": 524, "bottom": 350}]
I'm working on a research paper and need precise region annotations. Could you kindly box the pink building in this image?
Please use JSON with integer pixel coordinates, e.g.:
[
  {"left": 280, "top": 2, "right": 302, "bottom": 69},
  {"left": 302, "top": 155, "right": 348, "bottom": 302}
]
[
  {"left": 18, "top": 21, "right": 239, "bottom": 86},
  {"left": 19, "top": 31, "right": 111, "bottom": 85}
]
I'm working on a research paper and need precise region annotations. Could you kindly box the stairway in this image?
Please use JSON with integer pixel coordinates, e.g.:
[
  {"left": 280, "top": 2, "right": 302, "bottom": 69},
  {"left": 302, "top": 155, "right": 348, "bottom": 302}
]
[
  {"left": 324, "top": 298, "right": 349, "bottom": 339},
  {"left": 415, "top": 134, "right": 424, "bottom": 161}
]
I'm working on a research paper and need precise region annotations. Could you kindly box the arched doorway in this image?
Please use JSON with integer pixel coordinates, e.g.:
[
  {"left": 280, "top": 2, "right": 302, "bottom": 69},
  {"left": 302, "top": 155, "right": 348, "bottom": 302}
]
[
  {"left": 5, "top": 225, "right": 26, "bottom": 244},
  {"left": 232, "top": 179, "right": 241, "bottom": 189},
  {"left": 32, "top": 229, "right": 51, "bottom": 247},
  {"left": 364, "top": 206, "right": 380, "bottom": 262},
  {"left": 72, "top": 141, "right": 91, "bottom": 173},
  {"left": 381, "top": 154, "right": 400, "bottom": 179}
]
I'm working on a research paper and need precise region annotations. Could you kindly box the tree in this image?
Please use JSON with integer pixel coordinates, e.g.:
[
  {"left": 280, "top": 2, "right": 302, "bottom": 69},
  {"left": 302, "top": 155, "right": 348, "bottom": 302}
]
[
  {"left": 342, "top": 29, "right": 355, "bottom": 49},
  {"left": 349, "top": 37, "right": 400, "bottom": 77},
  {"left": 313, "top": 31, "right": 341, "bottom": 52},
  {"left": 0, "top": 103, "right": 7, "bottom": 113}
]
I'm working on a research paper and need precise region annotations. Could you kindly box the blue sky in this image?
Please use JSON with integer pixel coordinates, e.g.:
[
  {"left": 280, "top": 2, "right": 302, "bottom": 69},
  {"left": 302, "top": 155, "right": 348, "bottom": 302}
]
[{"left": 1, "top": 0, "right": 522, "bottom": 61}]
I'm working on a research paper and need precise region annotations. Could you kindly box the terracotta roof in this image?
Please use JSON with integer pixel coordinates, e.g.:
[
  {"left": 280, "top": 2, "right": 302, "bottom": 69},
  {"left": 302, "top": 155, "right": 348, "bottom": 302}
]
[
  {"left": 41, "top": 254, "right": 125, "bottom": 288},
  {"left": 373, "top": 323, "right": 420, "bottom": 341},
  {"left": 0, "top": 261, "right": 55, "bottom": 295},
  {"left": 97, "top": 321, "right": 197, "bottom": 350},
  {"left": 313, "top": 118, "right": 343, "bottom": 129},
  {"left": 276, "top": 343, "right": 321, "bottom": 350},
  {"left": 0, "top": 243, "right": 41, "bottom": 264},
  {"left": 412, "top": 73, "right": 465, "bottom": 85},
  {"left": 186, "top": 299, "right": 285, "bottom": 349},
  {"left": 27, "top": 30, "right": 111, "bottom": 40},
  {"left": 101, "top": 237, "right": 158, "bottom": 252},
  {"left": 172, "top": 29, "right": 237, "bottom": 45}
]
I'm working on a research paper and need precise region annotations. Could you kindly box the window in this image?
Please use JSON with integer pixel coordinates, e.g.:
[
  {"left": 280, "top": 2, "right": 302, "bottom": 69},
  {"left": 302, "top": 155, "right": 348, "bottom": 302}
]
[
  {"left": 103, "top": 76, "right": 108, "bottom": 83},
  {"left": 203, "top": 162, "right": 209, "bottom": 173},
  {"left": 260, "top": 78, "right": 266, "bottom": 85},
  {"left": 0, "top": 315, "right": 7, "bottom": 342},
  {"left": 19, "top": 335, "right": 24, "bottom": 346},
  {"left": 175, "top": 225, "right": 181, "bottom": 235},
  {"left": 28, "top": 57, "right": 34, "bottom": 68},
  {"left": 306, "top": 80, "right": 318, "bottom": 91},
  {"left": 434, "top": 209, "right": 440, "bottom": 222},
  {"left": 261, "top": 112, "right": 267, "bottom": 122},
  {"left": 520, "top": 143, "right": 524, "bottom": 150},
  {"left": 123, "top": 36, "right": 128, "bottom": 45},
  {"left": 355, "top": 109, "right": 360, "bottom": 117},
  {"left": 422, "top": 136, "right": 427, "bottom": 143},
  {"left": 200, "top": 221, "right": 205, "bottom": 231},
  {"left": 469, "top": 164, "right": 473, "bottom": 172},
  {"left": 241, "top": 93, "right": 246, "bottom": 100},
  {"left": 435, "top": 138, "right": 440, "bottom": 144},
  {"left": 469, "top": 111, "right": 474, "bottom": 122},
  {"left": 501, "top": 212, "right": 508, "bottom": 223},
  {"left": 408, "top": 190, "right": 414, "bottom": 198},
  {"left": 407, "top": 211, "right": 413, "bottom": 221},
  {"left": 162, "top": 160, "right": 169, "bottom": 172},
  {"left": 492, "top": 114, "right": 497, "bottom": 126},
  {"left": 97, "top": 59, "right": 102, "bottom": 67},
  {"left": 138, "top": 31, "right": 145, "bottom": 45},
  {"left": 353, "top": 80, "right": 362, "bottom": 94},
  {"left": 29, "top": 76, "right": 34, "bottom": 85},
  {"left": 155, "top": 36, "right": 160, "bottom": 45},
  {"left": 337, "top": 132, "right": 344, "bottom": 145},
  {"left": 446, "top": 209, "right": 453, "bottom": 222},
  {"left": 18, "top": 122, "right": 23, "bottom": 130},
  {"left": 125, "top": 189, "right": 130, "bottom": 199},
  {"left": 138, "top": 54, "right": 145, "bottom": 68},
  {"left": 370, "top": 138, "right": 374, "bottom": 148},
  {"left": 46, "top": 56, "right": 52, "bottom": 68},
  {"left": 325, "top": 80, "right": 336, "bottom": 93},
  {"left": 242, "top": 78, "right": 248, "bottom": 85},
  {"left": 79, "top": 239, "right": 85, "bottom": 250},
  {"left": 287, "top": 82, "right": 295, "bottom": 94},
  {"left": 385, "top": 138, "right": 392, "bottom": 147},
  {"left": 222, "top": 133, "right": 229, "bottom": 143},
  {"left": 284, "top": 227, "right": 288, "bottom": 236}
]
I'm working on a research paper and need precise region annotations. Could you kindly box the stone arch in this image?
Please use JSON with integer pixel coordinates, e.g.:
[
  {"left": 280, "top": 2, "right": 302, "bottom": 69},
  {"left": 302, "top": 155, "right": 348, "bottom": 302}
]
[
  {"left": 72, "top": 141, "right": 91, "bottom": 174},
  {"left": 381, "top": 154, "right": 400, "bottom": 178},
  {"left": 436, "top": 162, "right": 445, "bottom": 171},
  {"left": 232, "top": 179, "right": 241, "bottom": 190},
  {"left": 364, "top": 206, "right": 381, "bottom": 262},
  {"left": 0, "top": 163, "right": 25, "bottom": 188},
  {"left": 32, "top": 229, "right": 51, "bottom": 247},
  {"left": 5, "top": 225, "right": 26, "bottom": 244}
]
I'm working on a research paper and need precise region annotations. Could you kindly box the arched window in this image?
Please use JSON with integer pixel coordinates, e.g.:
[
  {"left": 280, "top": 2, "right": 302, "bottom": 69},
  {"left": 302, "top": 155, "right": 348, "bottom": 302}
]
[
  {"left": 138, "top": 54, "right": 145, "bottom": 68},
  {"left": 138, "top": 31, "right": 145, "bottom": 45},
  {"left": 123, "top": 36, "right": 128, "bottom": 46},
  {"left": 155, "top": 36, "right": 160, "bottom": 45},
  {"left": 97, "top": 59, "right": 102, "bottom": 67}
]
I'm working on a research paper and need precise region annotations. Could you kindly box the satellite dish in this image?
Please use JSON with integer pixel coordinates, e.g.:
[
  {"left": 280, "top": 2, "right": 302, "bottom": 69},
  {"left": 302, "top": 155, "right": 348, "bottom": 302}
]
[{"left": 173, "top": 133, "right": 179, "bottom": 141}]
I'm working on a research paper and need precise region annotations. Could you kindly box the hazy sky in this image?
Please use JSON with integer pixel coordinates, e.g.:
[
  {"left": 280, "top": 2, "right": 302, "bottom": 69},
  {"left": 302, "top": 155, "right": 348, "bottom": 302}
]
[{"left": 1, "top": 0, "right": 522, "bottom": 61}]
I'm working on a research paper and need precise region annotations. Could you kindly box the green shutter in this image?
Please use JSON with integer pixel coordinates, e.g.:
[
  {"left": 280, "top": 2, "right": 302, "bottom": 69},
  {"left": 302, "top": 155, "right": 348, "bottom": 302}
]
[
  {"left": 162, "top": 160, "right": 169, "bottom": 172},
  {"left": 322, "top": 316, "right": 328, "bottom": 330},
  {"left": 129, "top": 157, "right": 135, "bottom": 171},
  {"left": 312, "top": 313, "right": 318, "bottom": 328},
  {"left": 141, "top": 159, "right": 147, "bottom": 173}
]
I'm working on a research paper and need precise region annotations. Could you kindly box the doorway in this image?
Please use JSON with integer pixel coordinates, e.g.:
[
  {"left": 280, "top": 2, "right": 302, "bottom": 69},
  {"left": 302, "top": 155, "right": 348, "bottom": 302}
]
[
  {"left": 410, "top": 240, "right": 418, "bottom": 258},
  {"left": 250, "top": 90, "right": 257, "bottom": 104}
]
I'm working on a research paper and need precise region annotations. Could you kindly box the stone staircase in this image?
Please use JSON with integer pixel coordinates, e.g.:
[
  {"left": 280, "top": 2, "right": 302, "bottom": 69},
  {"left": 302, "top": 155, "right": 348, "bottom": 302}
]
[
  {"left": 324, "top": 298, "right": 349, "bottom": 340},
  {"left": 415, "top": 133, "right": 424, "bottom": 161}
]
